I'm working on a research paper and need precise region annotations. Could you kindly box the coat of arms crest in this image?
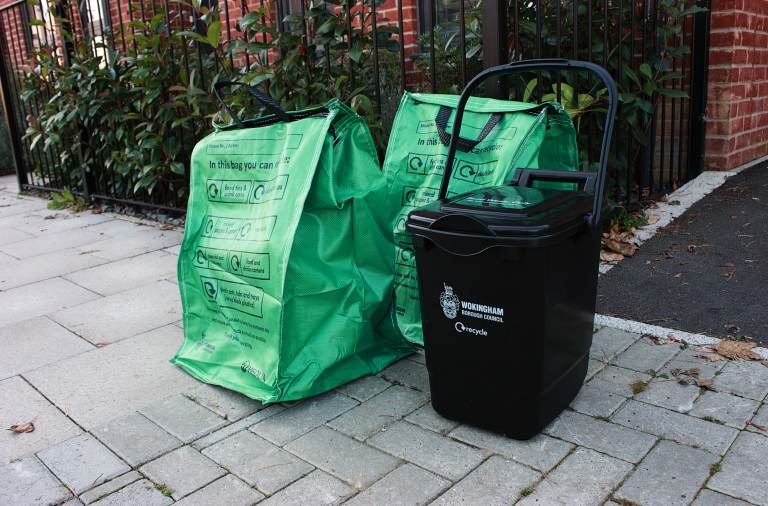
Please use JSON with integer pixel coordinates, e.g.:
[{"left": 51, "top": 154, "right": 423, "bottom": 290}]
[{"left": 440, "top": 284, "right": 460, "bottom": 319}]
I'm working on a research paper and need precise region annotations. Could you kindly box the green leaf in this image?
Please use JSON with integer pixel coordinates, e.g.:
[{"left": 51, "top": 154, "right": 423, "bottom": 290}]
[
  {"left": 674, "top": 5, "right": 708, "bottom": 19},
  {"left": 207, "top": 20, "right": 222, "bottom": 47},
  {"left": 622, "top": 64, "right": 640, "bottom": 86},
  {"left": 656, "top": 88, "right": 689, "bottom": 99},
  {"left": 315, "top": 17, "right": 339, "bottom": 35},
  {"left": 639, "top": 63, "right": 652, "bottom": 81},
  {"left": 657, "top": 71, "right": 683, "bottom": 82},
  {"left": 349, "top": 40, "right": 364, "bottom": 62},
  {"left": 523, "top": 79, "right": 537, "bottom": 104},
  {"left": 643, "top": 82, "right": 657, "bottom": 96},
  {"left": 29, "top": 19, "right": 45, "bottom": 26},
  {"left": 631, "top": 123, "right": 648, "bottom": 146}
]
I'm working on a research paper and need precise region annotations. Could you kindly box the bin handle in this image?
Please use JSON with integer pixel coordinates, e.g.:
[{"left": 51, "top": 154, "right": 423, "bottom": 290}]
[
  {"left": 434, "top": 106, "right": 503, "bottom": 153},
  {"left": 213, "top": 81, "right": 293, "bottom": 128},
  {"left": 438, "top": 59, "right": 618, "bottom": 236}
]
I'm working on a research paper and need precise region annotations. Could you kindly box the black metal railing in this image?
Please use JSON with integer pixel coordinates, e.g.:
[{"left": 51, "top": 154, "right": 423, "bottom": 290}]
[{"left": 0, "top": 0, "right": 711, "bottom": 212}]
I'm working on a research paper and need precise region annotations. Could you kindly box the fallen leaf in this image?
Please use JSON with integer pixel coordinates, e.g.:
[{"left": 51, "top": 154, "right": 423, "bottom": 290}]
[
  {"left": 668, "top": 200, "right": 681, "bottom": 206},
  {"left": 695, "top": 377, "right": 717, "bottom": 391},
  {"left": 600, "top": 249, "right": 624, "bottom": 262},
  {"left": 763, "top": 361, "right": 768, "bottom": 368},
  {"left": 713, "top": 340, "right": 763, "bottom": 361},
  {"left": 719, "top": 263, "right": 734, "bottom": 268},
  {"left": 645, "top": 214, "right": 660, "bottom": 225},
  {"left": 748, "top": 421, "right": 767, "bottom": 431},
  {"left": 725, "top": 324, "right": 740, "bottom": 334},
  {"left": 602, "top": 238, "right": 638, "bottom": 256},
  {"left": 730, "top": 215, "right": 737, "bottom": 219},
  {"left": 670, "top": 367, "right": 701, "bottom": 378},
  {"left": 7, "top": 422, "right": 35, "bottom": 433},
  {"left": 649, "top": 202, "right": 659, "bottom": 209},
  {"left": 674, "top": 272, "right": 683, "bottom": 278}
]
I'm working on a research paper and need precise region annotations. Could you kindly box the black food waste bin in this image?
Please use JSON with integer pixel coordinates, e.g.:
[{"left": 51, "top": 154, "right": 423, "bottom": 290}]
[{"left": 406, "top": 60, "right": 617, "bottom": 439}]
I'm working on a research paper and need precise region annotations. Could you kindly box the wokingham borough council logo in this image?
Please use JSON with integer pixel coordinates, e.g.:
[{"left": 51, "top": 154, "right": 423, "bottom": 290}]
[{"left": 440, "top": 284, "right": 460, "bottom": 319}]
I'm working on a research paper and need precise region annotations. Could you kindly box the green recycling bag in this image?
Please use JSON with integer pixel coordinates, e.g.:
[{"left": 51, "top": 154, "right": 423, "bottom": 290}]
[
  {"left": 383, "top": 92, "right": 579, "bottom": 345},
  {"left": 172, "top": 83, "right": 414, "bottom": 403}
]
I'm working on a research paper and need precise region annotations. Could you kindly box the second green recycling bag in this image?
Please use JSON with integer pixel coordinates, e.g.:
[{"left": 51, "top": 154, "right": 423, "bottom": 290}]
[
  {"left": 383, "top": 92, "right": 579, "bottom": 345},
  {"left": 173, "top": 83, "right": 414, "bottom": 403}
]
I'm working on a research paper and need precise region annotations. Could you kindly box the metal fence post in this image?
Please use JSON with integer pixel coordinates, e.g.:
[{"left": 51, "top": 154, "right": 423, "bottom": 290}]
[
  {"left": 687, "top": 0, "right": 710, "bottom": 177},
  {"left": 0, "top": 37, "right": 28, "bottom": 192},
  {"left": 482, "top": 0, "right": 508, "bottom": 99}
]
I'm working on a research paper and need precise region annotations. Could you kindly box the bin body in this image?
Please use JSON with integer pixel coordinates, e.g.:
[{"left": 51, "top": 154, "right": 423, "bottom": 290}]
[{"left": 407, "top": 186, "right": 603, "bottom": 439}]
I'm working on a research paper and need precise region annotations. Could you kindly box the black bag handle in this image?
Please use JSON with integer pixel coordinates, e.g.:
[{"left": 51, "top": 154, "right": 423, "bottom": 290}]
[
  {"left": 438, "top": 59, "right": 618, "bottom": 237},
  {"left": 434, "top": 106, "right": 503, "bottom": 153},
  {"left": 213, "top": 81, "right": 292, "bottom": 128}
]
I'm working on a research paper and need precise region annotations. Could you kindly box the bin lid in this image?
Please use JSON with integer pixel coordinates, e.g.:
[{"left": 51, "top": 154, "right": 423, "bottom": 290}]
[{"left": 407, "top": 185, "right": 596, "bottom": 246}]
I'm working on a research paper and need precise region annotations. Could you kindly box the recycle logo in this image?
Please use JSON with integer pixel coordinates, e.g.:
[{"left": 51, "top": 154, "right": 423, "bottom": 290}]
[
  {"left": 208, "top": 183, "right": 219, "bottom": 199},
  {"left": 440, "top": 283, "right": 460, "bottom": 319}
]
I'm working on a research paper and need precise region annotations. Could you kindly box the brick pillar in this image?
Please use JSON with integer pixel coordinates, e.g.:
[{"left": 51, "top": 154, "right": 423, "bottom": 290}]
[{"left": 705, "top": 0, "right": 768, "bottom": 170}]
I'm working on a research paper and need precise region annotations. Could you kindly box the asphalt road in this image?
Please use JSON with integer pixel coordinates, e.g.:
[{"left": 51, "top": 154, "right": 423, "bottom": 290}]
[{"left": 597, "top": 161, "right": 768, "bottom": 346}]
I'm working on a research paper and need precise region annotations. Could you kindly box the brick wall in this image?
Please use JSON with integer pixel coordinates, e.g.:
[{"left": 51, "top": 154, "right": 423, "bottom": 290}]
[{"left": 706, "top": 0, "right": 768, "bottom": 170}]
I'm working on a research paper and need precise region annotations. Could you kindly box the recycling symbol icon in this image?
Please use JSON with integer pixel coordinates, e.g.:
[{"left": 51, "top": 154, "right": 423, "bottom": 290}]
[{"left": 208, "top": 183, "right": 219, "bottom": 199}]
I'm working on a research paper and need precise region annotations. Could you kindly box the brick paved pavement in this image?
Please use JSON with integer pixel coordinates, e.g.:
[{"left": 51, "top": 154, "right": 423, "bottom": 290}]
[{"left": 1, "top": 177, "right": 767, "bottom": 506}]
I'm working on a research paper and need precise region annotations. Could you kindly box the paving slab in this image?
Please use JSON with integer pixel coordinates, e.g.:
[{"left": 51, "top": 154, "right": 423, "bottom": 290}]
[
  {"left": 612, "top": 338, "right": 681, "bottom": 373},
  {"left": 172, "top": 474, "right": 265, "bottom": 506},
  {"left": 334, "top": 375, "right": 391, "bottom": 402},
  {"left": 63, "top": 250, "right": 178, "bottom": 296},
  {"left": 91, "top": 412, "right": 182, "bottom": 467},
  {"left": 590, "top": 327, "right": 639, "bottom": 362},
  {"left": 49, "top": 281, "right": 182, "bottom": 345},
  {"left": 285, "top": 426, "right": 398, "bottom": 488},
  {"left": 327, "top": 385, "right": 428, "bottom": 441},
  {"left": 182, "top": 382, "right": 264, "bottom": 421},
  {"left": 569, "top": 384, "right": 628, "bottom": 417},
  {"left": 367, "top": 421, "right": 486, "bottom": 481},
  {"left": 430, "top": 455, "right": 540, "bottom": 506},
  {"left": 545, "top": 410, "right": 657, "bottom": 463},
  {"left": 586, "top": 359, "right": 607, "bottom": 382},
  {"left": 611, "top": 400, "right": 739, "bottom": 455},
  {"left": 0, "top": 248, "right": 108, "bottom": 290},
  {"left": 0, "top": 455, "right": 71, "bottom": 506},
  {"left": 0, "top": 316, "right": 94, "bottom": 381},
  {"left": 37, "top": 434, "right": 130, "bottom": 494},
  {"left": 88, "top": 479, "right": 173, "bottom": 506},
  {"left": 405, "top": 402, "right": 461, "bottom": 435},
  {"left": 405, "top": 349, "right": 426, "bottom": 364},
  {"left": 378, "top": 358, "right": 431, "bottom": 394},
  {"left": 139, "top": 446, "right": 226, "bottom": 500},
  {"left": 688, "top": 391, "right": 760, "bottom": 429},
  {"left": 708, "top": 431, "right": 768, "bottom": 505},
  {"left": 251, "top": 391, "right": 357, "bottom": 446},
  {"left": 23, "top": 325, "right": 200, "bottom": 430},
  {"left": 202, "top": 430, "right": 314, "bottom": 496},
  {"left": 0, "top": 226, "right": 34, "bottom": 246},
  {"left": 140, "top": 394, "right": 228, "bottom": 443},
  {"left": 0, "top": 227, "right": 109, "bottom": 259},
  {"left": 163, "top": 244, "right": 181, "bottom": 255},
  {"left": 80, "top": 471, "right": 142, "bottom": 504},
  {"left": 13, "top": 212, "right": 114, "bottom": 236},
  {"left": 660, "top": 348, "right": 728, "bottom": 378},
  {"left": 449, "top": 426, "right": 573, "bottom": 472},
  {"left": 712, "top": 360, "right": 768, "bottom": 401},
  {"left": 75, "top": 227, "right": 183, "bottom": 261},
  {"left": 0, "top": 250, "right": 19, "bottom": 264},
  {"left": 342, "top": 463, "right": 449, "bottom": 506},
  {"left": 0, "top": 195, "right": 48, "bottom": 219},
  {"left": 588, "top": 365, "right": 653, "bottom": 398},
  {"left": 614, "top": 440, "right": 719, "bottom": 506},
  {"left": 191, "top": 404, "right": 284, "bottom": 451},
  {"left": 748, "top": 402, "right": 768, "bottom": 435},
  {"left": 0, "top": 376, "right": 83, "bottom": 466},
  {"left": 516, "top": 447, "right": 633, "bottom": 506},
  {"left": 0, "top": 277, "right": 102, "bottom": 327},
  {"left": 258, "top": 470, "right": 355, "bottom": 506},
  {"left": 634, "top": 377, "right": 701, "bottom": 412},
  {"left": 691, "top": 489, "right": 754, "bottom": 506},
  {"left": 0, "top": 209, "right": 58, "bottom": 231}
]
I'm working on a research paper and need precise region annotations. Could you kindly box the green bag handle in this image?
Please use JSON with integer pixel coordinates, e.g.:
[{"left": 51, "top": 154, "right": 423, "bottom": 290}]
[
  {"left": 213, "top": 81, "right": 293, "bottom": 128},
  {"left": 439, "top": 59, "right": 618, "bottom": 237},
  {"left": 434, "top": 106, "right": 503, "bottom": 153}
]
